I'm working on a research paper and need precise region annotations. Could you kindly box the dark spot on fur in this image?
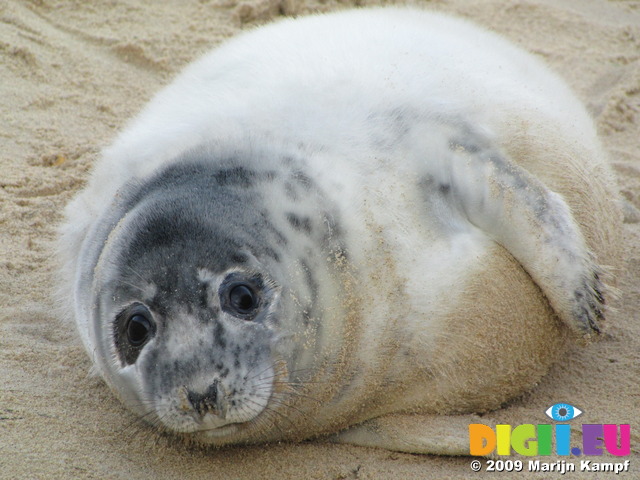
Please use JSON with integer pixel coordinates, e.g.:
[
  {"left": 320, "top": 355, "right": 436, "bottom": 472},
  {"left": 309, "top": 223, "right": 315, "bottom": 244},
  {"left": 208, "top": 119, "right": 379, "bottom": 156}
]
[
  {"left": 301, "top": 309, "right": 312, "bottom": 326},
  {"left": 231, "top": 253, "right": 249, "bottom": 264},
  {"left": 213, "top": 166, "right": 256, "bottom": 188},
  {"left": 264, "top": 247, "right": 280, "bottom": 262},
  {"left": 284, "top": 181, "right": 299, "bottom": 201},
  {"left": 286, "top": 213, "right": 313, "bottom": 234},
  {"left": 258, "top": 210, "right": 288, "bottom": 247},
  {"left": 300, "top": 259, "right": 318, "bottom": 304},
  {"left": 264, "top": 170, "right": 277, "bottom": 182},
  {"left": 197, "top": 285, "right": 213, "bottom": 322},
  {"left": 214, "top": 322, "right": 226, "bottom": 349},
  {"left": 291, "top": 170, "right": 314, "bottom": 190}
]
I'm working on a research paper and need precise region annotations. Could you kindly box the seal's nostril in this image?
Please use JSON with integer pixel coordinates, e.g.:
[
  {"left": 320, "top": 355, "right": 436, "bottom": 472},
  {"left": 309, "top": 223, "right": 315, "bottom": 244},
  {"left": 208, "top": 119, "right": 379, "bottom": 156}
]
[
  {"left": 204, "top": 380, "right": 219, "bottom": 403},
  {"left": 187, "top": 380, "right": 222, "bottom": 416},
  {"left": 186, "top": 390, "right": 204, "bottom": 413}
]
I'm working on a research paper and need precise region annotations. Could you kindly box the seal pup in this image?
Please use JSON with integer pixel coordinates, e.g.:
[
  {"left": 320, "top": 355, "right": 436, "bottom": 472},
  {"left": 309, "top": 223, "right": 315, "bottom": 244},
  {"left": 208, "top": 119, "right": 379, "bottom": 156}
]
[{"left": 58, "top": 8, "right": 622, "bottom": 454}]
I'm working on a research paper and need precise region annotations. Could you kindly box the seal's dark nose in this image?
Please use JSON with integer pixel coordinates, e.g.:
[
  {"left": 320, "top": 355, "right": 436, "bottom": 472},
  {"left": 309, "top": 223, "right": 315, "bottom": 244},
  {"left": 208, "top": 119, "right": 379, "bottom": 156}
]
[{"left": 187, "top": 380, "right": 222, "bottom": 417}]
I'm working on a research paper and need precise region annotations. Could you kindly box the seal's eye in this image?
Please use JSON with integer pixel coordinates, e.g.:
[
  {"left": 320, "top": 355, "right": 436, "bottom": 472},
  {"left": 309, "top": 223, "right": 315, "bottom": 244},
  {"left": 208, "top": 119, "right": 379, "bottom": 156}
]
[
  {"left": 220, "top": 277, "right": 263, "bottom": 320},
  {"left": 114, "top": 304, "right": 156, "bottom": 365},
  {"left": 126, "top": 314, "right": 153, "bottom": 346},
  {"left": 229, "top": 284, "right": 258, "bottom": 315}
]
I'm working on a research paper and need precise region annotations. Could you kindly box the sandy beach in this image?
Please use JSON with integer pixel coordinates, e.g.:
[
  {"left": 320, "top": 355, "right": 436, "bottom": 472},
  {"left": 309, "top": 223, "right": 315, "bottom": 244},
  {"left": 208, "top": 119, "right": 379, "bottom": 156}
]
[{"left": 1, "top": 0, "right": 638, "bottom": 478}]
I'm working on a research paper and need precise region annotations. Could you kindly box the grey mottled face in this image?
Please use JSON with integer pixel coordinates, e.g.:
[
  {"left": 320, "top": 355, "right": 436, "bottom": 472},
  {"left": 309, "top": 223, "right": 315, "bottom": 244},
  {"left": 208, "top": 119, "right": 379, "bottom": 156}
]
[
  {"left": 90, "top": 152, "right": 346, "bottom": 441},
  {"left": 112, "top": 256, "right": 281, "bottom": 433}
]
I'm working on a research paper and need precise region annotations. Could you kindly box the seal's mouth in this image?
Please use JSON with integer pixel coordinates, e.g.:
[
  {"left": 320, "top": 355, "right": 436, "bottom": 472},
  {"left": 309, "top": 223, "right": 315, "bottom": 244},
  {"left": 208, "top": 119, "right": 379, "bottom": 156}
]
[
  {"left": 199, "top": 422, "right": 242, "bottom": 439},
  {"left": 170, "top": 393, "right": 275, "bottom": 445},
  {"left": 192, "top": 392, "right": 282, "bottom": 443}
]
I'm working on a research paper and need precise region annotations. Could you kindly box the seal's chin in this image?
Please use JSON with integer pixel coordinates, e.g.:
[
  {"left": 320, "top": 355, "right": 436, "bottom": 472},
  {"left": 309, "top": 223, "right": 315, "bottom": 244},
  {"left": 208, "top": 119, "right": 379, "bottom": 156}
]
[
  {"left": 154, "top": 405, "right": 265, "bottom": 438},
  {"left": 164, "top": 409, "right": 271, "bottom": 446}
]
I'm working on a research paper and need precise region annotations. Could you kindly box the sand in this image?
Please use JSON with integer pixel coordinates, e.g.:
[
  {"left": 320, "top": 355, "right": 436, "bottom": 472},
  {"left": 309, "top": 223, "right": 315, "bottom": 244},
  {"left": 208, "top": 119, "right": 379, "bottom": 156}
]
[{"left": 1, "top": 0, "right": 638, "bottom": 478}]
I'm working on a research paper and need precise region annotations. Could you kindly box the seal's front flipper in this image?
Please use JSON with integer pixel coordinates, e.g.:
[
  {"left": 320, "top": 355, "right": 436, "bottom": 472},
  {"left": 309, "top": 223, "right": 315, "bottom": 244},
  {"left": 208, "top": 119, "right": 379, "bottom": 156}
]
[
  {"left": 424, "top": 127, "right": 606, "bottom": 338},
  {"left": 329, "top": 414, "right": 491, "bottom": 456}
]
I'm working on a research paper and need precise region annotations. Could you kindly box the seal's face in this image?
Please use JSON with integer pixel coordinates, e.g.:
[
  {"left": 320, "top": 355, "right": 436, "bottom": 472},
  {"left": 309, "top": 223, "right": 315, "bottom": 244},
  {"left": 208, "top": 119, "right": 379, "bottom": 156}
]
[
  {"left": 110, "top": 262, "right": 283, "bottom": 437},
  {"left": 89, "top": 158, "right": 317, "bottom": 443}
]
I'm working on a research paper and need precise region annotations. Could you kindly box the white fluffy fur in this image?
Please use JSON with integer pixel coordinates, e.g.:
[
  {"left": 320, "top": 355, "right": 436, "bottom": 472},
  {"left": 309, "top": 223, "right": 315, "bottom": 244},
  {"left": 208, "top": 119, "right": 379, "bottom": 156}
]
[{"left": 58, "top": 8, "right": 621, "bottom": 454}]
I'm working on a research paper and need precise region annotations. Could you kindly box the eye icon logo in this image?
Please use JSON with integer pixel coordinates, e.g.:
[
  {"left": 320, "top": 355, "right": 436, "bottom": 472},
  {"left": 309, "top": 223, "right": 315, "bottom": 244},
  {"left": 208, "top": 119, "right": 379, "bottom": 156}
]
[{"left": 545, "top": 403, "right": 582, "bottom": 421}]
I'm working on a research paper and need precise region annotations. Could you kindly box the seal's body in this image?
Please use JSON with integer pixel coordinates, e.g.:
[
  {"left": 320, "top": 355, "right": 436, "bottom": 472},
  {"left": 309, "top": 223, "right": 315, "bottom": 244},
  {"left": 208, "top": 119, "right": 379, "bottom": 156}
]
[{"left": 58, "top": 9, "right": 621, "bottom": 454}]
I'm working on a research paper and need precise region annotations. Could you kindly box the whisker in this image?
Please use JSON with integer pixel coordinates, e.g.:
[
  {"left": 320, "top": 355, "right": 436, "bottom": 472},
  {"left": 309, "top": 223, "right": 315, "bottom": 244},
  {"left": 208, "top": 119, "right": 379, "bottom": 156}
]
[
  {"left": 244, "top": 397, "right": 298, "bottom": 431},
  {"left": 116, "top": 278, "right": 147, "bottom": 293},
  {"left": 265, "top": 388, "right": 323, "bottom": 404},
  {"left": 125, "top": 264, "right": 147, "bottom": 283},
  {"left": 244, "top": 359, "right": 285, "bottom": 383}
]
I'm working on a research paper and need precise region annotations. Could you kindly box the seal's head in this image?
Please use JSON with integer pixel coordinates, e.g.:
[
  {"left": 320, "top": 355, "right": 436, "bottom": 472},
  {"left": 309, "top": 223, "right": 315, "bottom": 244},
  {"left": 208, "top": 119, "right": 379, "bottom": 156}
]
[{"left": 81, "top": 152, "right": 341, "bottom": 444}]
